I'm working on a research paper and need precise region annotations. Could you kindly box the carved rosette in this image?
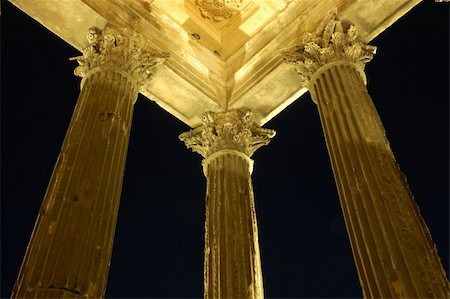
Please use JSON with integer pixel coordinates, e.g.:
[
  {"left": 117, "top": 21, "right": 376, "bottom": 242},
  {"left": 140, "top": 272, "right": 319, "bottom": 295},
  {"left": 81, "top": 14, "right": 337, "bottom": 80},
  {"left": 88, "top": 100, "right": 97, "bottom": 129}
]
[
  {"left": 282, "top": 11, "right": 376, "bottom": 87},
  {"left": 197, "top": 0, "right": 242, "bottom": 21},
  {"left": 179, "top": 109, "right": 275, "bottom": 158},
  {"left": 72, "top": 27, "right": 169, "bottom": 91}
]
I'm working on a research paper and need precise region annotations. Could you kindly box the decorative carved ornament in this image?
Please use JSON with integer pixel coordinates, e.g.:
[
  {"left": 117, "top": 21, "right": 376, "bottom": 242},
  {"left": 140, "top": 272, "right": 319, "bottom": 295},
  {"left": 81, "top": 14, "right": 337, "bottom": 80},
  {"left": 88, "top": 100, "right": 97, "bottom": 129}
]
[
  {"left": 282, "top": 11, "right": 376, "bottom": 87},
  {"left": 196, "top": 0, "right": 242, "bottom": 21},
  {"left": 71, "top": 27, "right": 169, "bottom": 91},
  {"left": 179, "top": 109, "right": 275, "bottom": 158}
]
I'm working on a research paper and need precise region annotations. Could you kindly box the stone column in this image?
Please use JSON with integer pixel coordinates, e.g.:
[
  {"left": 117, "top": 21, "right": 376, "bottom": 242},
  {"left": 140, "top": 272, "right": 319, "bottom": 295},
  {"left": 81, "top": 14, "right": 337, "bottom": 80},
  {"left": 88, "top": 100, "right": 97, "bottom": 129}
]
[
  {"left": 283, "top": 13, "right": 449, "bottom": 299},
  {"left": 179, "top": 110, "right": 275, "bottom": 299},
  {"left": 12, "top": 27, "right": 168, "bottom": 298}
]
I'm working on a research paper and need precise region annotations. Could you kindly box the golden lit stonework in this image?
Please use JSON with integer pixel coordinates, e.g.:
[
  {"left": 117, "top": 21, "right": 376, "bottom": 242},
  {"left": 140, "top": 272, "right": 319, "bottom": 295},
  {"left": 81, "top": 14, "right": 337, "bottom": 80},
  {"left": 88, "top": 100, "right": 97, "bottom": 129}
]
[
  {"left": 283, "top": 13, "right": 450, "bottom": 299},
  {"left": 196, "top": 0, "right": 242, "bottom": 21},
  {"left": 179, "top": 109, "right": 275, "bottom": 159},
  {"left": 180, "top": 110, "right": 274, "bottom": 298},
  {"left": 283, "top": 11, "right": 376, "bottom": 88},
  {"left": 9, "top": 0, "right": 427, "bottom": 126},
  {"left": 8, "top": 0, "right": 450, "bottom": 298},
  {"left": 72, "top": 26, "right": 169, "bottom": 91},
  {"left": 12, "top": 26, "right": 168, "bottom": 299}
]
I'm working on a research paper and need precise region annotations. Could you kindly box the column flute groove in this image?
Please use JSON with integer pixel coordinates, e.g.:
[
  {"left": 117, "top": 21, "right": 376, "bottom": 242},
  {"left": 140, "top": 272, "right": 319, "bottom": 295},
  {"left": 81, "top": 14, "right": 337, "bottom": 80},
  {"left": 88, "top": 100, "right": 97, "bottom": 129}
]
[
  {"left": 322, "top": 69, "right": 388, "bottom": 298},
  {"left": 336, "top": 65, "right": 424, "bottom": 297},
  {"left": 321, "top": 66, "right": 406, "bottom": 297},
  {"left": 314, "top": 75, "right": 381, "bottom": 298},
  {"left": 12, "top": 27, "right": 168, "bottom": 298},
  {"left": 180, "top": 110, "right": 275, "bottom": 299},
  {"left": 283, "top": 11, "right": 449, "bottom": 298}
]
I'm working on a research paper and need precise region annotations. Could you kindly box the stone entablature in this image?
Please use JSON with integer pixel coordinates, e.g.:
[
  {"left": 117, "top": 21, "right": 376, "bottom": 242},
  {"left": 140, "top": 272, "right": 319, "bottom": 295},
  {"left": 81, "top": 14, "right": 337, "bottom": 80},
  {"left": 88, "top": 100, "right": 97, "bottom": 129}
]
[{"left": 9, "top": 0, "right": 422, "bottom": 127}]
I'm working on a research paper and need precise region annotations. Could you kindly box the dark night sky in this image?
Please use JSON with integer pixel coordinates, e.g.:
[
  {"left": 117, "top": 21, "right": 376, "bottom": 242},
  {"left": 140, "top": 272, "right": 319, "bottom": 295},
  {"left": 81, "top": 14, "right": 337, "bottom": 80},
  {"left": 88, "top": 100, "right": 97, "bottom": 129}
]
[{"left": 1, "top": 1, "right": 449, "bottom": 298}]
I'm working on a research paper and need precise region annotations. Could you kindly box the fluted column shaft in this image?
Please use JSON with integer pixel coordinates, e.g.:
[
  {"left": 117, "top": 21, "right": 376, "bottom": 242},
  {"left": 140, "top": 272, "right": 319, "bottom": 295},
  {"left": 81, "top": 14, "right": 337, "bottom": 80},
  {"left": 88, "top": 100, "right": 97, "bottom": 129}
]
[
  {"left": 310, "top": 61, "right": 449, "bottom": 298},
  {"left": 204, "top": 151, "right": 263, "bottom": 298},
  {"left": 283, "top": 13, "right": 449, "bottom": 298},
  {"left": 13, "top": 68, "right": 137, "bottom": 299},
  {"left": 179, "top": 109, "right": 275, "bottom": 299},
  {"left": 12, "top": 27, "right": 168, "bottom": 298}
]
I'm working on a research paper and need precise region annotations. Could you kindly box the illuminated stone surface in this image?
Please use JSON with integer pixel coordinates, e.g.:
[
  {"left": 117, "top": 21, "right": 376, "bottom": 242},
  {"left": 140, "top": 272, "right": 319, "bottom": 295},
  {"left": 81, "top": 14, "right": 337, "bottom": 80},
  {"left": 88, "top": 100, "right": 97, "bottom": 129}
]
[
  {"left": 12, "top": 28, "right": 167, "bottom": 299},
  {"left": 180, "top": 110, "right": 275, "bottom": 298},
  {"left": 7, "top": 0, "right": 448, "bottom": 298},
  {"left": 9, "top": 0, "right": 421, "bottom": 126},
  {"left": 283, "top": 13, "right": 450, "bottom": 299}
]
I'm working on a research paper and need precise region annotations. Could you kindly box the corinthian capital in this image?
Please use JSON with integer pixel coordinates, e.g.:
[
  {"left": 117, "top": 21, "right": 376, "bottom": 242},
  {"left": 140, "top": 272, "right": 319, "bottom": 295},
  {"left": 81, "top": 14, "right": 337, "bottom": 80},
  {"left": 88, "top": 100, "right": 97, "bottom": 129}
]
[
  {"left": 179, "top": 109, "right": 275, "bottom": 158},
  {"left": 72, "top": 26, "right": 169, "bottom": 91},
  {"left": 282, "top": 11, "right": 376, "bottom": 87}
]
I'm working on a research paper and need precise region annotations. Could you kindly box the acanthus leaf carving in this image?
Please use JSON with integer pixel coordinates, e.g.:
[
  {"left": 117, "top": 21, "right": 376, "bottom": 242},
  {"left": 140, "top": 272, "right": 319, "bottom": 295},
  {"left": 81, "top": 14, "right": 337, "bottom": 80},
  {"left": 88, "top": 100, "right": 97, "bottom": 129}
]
[
  {"left": 196, "top": 0, "right": 242, "bottom": 22},
  {"left": 179, "top": 109, "right": 275, "bottom": 158},
  {"left": 71, "top": 26, "right": 169, "bottom": 92},
  {"left": 282, "top": 10, "right": 376, "bottom": 87}
]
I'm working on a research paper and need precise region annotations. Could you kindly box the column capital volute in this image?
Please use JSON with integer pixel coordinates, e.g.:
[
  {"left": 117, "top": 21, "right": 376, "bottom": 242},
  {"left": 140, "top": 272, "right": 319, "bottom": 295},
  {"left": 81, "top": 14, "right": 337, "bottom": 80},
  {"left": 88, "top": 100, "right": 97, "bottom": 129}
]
[
  {"left": 179, "top": 109, "right": 275, "bottom": 159},
  {"left": 282, "top": 10, "right": 376, "bottom": 88},
  {"left": 71, "top": 26, "right": 169, "bottom": 92}
]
